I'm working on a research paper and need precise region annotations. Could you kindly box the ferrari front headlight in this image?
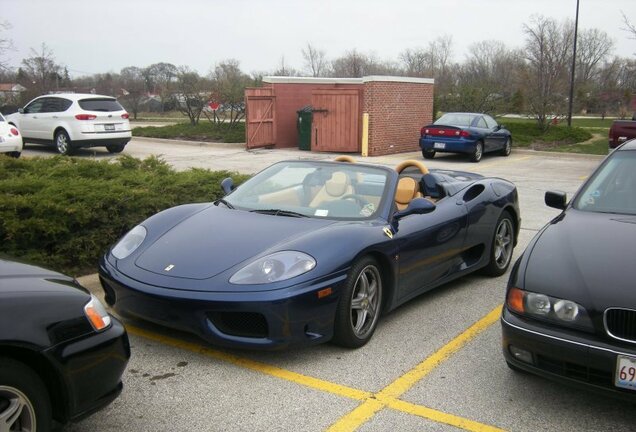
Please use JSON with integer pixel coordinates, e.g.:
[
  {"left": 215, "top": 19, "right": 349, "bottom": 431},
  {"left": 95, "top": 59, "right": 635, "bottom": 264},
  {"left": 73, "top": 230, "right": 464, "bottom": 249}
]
[
  {"left": 111, "top": 225, "right": 147, "bottom": 259},
  {"left": 229, "top": 251, "right": 316, "bottom": 285}
]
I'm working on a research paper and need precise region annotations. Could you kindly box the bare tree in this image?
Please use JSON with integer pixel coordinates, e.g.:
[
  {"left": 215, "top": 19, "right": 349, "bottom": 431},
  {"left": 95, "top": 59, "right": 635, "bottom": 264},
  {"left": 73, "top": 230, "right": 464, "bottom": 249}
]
[
  {"left": 0, "top": 21, "right": 14, "bottom": 71},
  {"left": 576, "top": 29, "right": 615, "bottom": 82},
  {"left": 173, "top": 66, "right": 208, "bottom": 126},
  {"left": 622, "top": 11, "right": 636, "bottom": 41},
  {"left": 208, "top": 59, "right": 251, "bottom": 127},
  {"left": 20, "top": 43, "right": 62, "bottom": 95},
  {"left": 272, "top": 56, "right": 299, "bottom": 76},
  {"left": 522, "top": 16, "right": 574, "bottom": 131},
  {"left": 144, "top": 62, "right": 177, "bottom": 111},
  {"left": 120, "top": 66, "right": 146, "bottom": 119},
  {"left": 302, "top": 43, "right": 329, "bottom": 77},
  {"left": 452, "top": 41, "right": 521, "bottom": 113}
]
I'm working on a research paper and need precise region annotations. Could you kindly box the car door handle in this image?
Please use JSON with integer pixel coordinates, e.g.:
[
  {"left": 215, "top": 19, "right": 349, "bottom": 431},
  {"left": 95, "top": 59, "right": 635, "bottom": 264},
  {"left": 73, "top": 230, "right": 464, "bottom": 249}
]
[
  {"left": 32, "top": 116, "right": 38, "bottom": 119},
  {"left": 52, "top": 116, "right": 58, "bottom": 119}
]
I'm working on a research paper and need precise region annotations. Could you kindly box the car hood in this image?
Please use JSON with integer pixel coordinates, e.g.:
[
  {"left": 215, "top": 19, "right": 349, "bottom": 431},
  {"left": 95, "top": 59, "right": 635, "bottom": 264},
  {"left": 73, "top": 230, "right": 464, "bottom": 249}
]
[
  {"left": 524, "top": 210, "right": 636, "bottom": 309},
  {"left": 134, "top": 206, "right": 337, "bottom": 280}
]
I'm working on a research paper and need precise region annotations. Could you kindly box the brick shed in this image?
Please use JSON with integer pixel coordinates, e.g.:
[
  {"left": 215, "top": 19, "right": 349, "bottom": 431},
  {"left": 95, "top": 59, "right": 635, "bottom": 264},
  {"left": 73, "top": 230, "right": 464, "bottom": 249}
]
[{"left": 245, "top": 76, "right": 434, "bottom": 157}]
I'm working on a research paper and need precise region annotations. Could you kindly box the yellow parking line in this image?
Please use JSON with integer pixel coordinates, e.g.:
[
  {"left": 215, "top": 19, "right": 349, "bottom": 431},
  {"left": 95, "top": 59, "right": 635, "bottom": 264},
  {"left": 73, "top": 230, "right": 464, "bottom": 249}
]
[
  {"left": 469, "top": 156, "right": 533, "bottom": 171},
  {"left": 128, "top": 305, "right": 504, "bottom": 432},
  {"left": 386, "top": 399, "right": 506, "bottom": 432},
  {"left": 326, "top": 305, "right": 502, "bottom": 432},
  {"left": 126, "top": 325, "right": 371, "bottom": 401}
]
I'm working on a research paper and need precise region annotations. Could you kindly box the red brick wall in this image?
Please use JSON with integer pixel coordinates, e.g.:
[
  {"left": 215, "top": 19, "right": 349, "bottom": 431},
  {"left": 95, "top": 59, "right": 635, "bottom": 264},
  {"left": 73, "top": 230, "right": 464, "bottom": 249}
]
[{"left": 364, "top": 81, "right": 434, "bottom": 156}]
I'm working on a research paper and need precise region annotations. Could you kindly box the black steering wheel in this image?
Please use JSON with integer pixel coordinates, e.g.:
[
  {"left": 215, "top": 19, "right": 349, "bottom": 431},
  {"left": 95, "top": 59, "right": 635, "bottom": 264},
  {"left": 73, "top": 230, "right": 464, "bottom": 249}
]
[{"left": 340, "top": 194, "right": 370, "bottom": 208}]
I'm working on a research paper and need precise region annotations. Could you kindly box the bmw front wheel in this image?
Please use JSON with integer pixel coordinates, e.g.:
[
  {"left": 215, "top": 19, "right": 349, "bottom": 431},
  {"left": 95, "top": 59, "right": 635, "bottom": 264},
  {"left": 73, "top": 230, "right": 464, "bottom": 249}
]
[
  {"left": 333, "top": 257, "right": 383, "bottom": 348},
  {"left": 0, "top": 357, "right": 51, "bottom": 432},
  {"left": 501, "top": 138, "right": 512, "bottom": 157}
]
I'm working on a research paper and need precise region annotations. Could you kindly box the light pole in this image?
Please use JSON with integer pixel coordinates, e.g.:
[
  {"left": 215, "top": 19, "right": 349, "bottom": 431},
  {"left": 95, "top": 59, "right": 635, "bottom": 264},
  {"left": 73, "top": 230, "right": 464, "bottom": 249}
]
[{"left": 567, "top": 0, "right": 580, "bottom": 127}]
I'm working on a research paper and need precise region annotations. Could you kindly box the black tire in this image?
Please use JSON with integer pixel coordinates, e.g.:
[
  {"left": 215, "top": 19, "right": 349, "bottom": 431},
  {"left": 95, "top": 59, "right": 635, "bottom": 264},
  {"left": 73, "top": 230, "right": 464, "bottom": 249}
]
[
  {"left": 106, "top": 144, "right": 126, "bottom": 154},
  {"left": 54, "top": 130, "right": 72, "bottom": 155},
  {"left": 482, "top": 211, "right": 514, "bottom": 276},
  {"left": 9, "top": 151, "right": 21, "bottom": 158},
  {"left": 333, "top": 256, "right": 383, "bottom": 348},
  {"left": 470, "top": 142, "right": 483, "bottom": 162},
  {"left": 422, "top": 149, "right": 435, "bottom": 159},
  {"left": 0, "top": 357, "right": 51, "bottom": 432},
  {"left": 501, "top": 137, "right": 512, "bottom": 157}
]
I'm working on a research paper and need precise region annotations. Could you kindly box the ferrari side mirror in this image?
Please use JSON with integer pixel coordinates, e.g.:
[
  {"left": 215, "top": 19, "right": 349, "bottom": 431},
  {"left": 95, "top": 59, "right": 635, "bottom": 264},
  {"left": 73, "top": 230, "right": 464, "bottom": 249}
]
[
  {"left": 221, "top": 177, "right": 235, "bottom": 195},
  {"left": 394, "top": 198, "right": 436, "bottom": 221}
]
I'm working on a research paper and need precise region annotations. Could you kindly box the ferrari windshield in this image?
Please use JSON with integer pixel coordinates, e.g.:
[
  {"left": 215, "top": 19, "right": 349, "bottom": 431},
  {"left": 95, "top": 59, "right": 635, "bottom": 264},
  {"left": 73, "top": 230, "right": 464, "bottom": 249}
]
[
  {"left": 224, "top": 161, "right": 390, "bottom": 219},
  {"left": 574, "top": 150, "right": 636, "bottom": 215}
]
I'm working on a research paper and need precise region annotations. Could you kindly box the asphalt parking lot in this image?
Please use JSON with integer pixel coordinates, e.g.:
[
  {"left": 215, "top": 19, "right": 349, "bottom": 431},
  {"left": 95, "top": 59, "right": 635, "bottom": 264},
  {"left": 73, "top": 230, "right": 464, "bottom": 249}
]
[{"left": 23, "top": 140, "right": 634, "bottom": 431}]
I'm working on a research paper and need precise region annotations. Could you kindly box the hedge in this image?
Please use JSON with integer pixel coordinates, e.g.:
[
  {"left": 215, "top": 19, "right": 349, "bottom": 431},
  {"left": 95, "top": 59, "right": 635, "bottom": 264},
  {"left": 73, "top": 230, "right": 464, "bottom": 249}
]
[{"left": 0, "top": 155, "right": 248, "bottom": 276}]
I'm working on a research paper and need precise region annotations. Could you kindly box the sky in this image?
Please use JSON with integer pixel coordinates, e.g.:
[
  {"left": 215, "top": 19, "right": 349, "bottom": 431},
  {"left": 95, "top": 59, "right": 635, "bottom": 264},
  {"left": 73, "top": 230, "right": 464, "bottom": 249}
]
[{"left": 3, "top": 0, "right": 635, "bottom": 78}]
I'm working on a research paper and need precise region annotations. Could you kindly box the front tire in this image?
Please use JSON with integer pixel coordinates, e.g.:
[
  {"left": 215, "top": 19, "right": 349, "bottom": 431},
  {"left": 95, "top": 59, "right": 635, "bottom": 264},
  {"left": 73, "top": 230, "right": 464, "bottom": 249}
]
[
  {"left": 55, "top": 130, "right": 72, "bottom": 155},
  {"left": 333, "top": 257, "right": 383, "bottom": 348},
  {"left": 106, "top": 144, "right": 126, "bottom": 153},
  {"left": 482, "top": 211, "right": 514, "bottom": 276},
  {"left": 0, "top": 357, "right": 51, "bottom": 432},
  {"left": 470, "top": 142, "right": 483, "bottom": 163},
  {"left": 422, "top": 149, "right": 435, "bottom": 159},
  {"left": 501, "top": 138, "right": 512, "bottom": 156},
  {"left": 9, "top": 151, "right": 21, "bottom": 158}
]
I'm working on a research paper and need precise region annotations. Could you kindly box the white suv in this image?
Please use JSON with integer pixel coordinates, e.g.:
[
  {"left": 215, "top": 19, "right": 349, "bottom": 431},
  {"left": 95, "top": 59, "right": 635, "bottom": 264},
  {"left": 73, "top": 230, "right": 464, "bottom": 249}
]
[{"left": 7, "top": 93, "right": 132, "bottom": 155}]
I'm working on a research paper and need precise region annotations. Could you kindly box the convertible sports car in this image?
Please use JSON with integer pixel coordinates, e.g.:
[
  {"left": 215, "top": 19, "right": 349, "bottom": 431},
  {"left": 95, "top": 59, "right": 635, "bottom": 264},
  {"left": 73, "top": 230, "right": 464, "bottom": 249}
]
[
  {"left": 420, "top": 112, "right": 512, "bottom": 162},
  {"left": 502, "top": 139, "right": 636, "bottom": 399},
  {"left": 100, "top": 157, "right": 520, "bottom": 349}
]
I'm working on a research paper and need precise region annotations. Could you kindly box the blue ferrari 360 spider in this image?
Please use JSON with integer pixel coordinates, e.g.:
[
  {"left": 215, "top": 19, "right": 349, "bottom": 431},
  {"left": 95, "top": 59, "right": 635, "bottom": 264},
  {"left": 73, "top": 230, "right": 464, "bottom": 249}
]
[{"left": 99, "top": 158, "right": 520, "bottom": 349}]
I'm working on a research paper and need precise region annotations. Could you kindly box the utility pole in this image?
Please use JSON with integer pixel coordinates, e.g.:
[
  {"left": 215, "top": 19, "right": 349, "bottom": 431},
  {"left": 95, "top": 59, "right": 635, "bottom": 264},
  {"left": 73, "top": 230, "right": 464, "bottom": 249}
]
[{"left": 567, "top": 0, "right": 580, "bottom": 127}]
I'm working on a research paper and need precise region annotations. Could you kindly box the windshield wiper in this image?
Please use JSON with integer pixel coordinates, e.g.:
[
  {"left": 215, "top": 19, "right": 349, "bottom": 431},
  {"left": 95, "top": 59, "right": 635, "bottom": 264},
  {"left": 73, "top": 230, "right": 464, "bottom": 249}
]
[
  {"left": 250, "top": 209, "right": 308, "bottom": 218},
  {"left": 215, "top": 199, "right": 234, "bottom": 209}
]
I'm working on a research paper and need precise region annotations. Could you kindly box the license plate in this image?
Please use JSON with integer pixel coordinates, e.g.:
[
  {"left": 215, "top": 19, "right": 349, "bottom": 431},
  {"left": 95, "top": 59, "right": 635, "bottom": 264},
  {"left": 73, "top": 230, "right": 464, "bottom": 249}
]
[
  {"left": 434, "top": 142, "right": 445, "bottom": 150},
  {"left": 615, "top": 355, "right": 636, "bottom": 390},
  {"left": 104, "top": 124, "right": 115, "bottom": 131}
]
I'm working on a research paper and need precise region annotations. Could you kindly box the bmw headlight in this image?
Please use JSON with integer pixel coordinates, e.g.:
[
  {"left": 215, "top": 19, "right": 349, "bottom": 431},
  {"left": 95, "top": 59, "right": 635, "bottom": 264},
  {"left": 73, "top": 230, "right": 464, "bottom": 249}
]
[
  {"left": 229, "top": 251, "right": 316, "bottom": 285},
  {"left": 111, "top": 225, "right": 147, "bottom": 259},
  {"left": 506, "top": 287, "right": 593, "bottom": 330}
]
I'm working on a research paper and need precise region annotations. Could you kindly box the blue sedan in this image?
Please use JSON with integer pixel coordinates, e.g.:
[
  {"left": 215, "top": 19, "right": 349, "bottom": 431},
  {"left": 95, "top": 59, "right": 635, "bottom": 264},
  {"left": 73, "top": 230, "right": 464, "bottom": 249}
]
[
  {"left": 420, "top": 112, "right": 512, "bottom": 162},
  {"left": 99, "top": 158, "right": 519, "bottom": 349}
]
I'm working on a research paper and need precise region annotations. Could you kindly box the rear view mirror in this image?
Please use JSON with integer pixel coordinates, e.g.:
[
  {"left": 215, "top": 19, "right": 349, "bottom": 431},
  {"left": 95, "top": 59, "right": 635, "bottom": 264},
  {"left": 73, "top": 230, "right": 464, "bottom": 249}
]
[
  {"left": 545, "top": 191, "right": 567, "bottom": 210},
  {"left": 18, "top": 108, "right": 24, "bottom": 114}
]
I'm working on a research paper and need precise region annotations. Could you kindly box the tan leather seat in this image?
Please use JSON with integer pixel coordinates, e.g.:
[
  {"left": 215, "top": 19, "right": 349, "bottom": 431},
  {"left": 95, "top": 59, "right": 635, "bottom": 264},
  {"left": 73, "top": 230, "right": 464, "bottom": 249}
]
[
  {"left": 395, "top": 177, "right": 422, "bottom": 210},
  {"left": 310, "top": 172, "right": 354, "bottom": 207}
]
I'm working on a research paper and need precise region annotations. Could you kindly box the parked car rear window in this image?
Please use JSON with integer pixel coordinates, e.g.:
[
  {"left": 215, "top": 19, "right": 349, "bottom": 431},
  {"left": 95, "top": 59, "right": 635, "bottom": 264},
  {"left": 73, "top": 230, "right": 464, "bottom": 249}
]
[
  {"left": 78, "top": 98, "right": 124, "bottom": 112},
  {"left": 435, "top": 113, "right": 476, "bottom": 127}
]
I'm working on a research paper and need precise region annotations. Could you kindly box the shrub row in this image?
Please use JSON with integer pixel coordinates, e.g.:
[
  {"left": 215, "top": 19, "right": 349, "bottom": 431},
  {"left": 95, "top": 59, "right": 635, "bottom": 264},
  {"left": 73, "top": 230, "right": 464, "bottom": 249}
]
[
  {"left": 505, "top": 122, "right": 592, "bottom": 146},
  {"left": 133, "top": 122, "right": 246, "bottom": 143},
  {"left": 0, "top": 155, "right": 248, "bottom": 276}
]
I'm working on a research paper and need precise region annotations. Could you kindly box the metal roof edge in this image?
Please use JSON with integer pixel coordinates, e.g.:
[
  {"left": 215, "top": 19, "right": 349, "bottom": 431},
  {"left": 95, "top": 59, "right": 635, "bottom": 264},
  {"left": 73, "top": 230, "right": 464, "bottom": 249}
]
[
  {"left": 263, "top": 76, "right": 363, "bottom": 84},
  {"left": 362, "top": 76, "right": 435, "bottom": 84}
]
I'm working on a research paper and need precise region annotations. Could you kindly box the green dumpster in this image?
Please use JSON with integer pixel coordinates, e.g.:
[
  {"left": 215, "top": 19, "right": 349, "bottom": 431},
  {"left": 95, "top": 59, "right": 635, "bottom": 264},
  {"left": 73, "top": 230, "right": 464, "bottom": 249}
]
[{"left": 297, "top": 106, "right": 312, "bottom": 151}]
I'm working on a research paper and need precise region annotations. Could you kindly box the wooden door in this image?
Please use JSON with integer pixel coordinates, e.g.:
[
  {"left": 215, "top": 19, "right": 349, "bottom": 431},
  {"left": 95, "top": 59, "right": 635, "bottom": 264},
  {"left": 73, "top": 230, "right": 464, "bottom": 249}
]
[
  {"left": 311, "top": 90, "right": 360, "bottom": 152},
  {"left": 245, "top": 87, "right": 276, "bottom": 149}
]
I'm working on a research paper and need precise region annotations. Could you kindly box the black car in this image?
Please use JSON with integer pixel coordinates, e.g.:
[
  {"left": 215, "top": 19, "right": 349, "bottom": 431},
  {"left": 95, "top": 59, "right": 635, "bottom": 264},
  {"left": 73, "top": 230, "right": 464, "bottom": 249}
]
[
  {"left": 0, "top": 256, "right": 130, "bottom": 431},
  {"left": 501, "top": 139, "right": 636, "bottom": 399}
]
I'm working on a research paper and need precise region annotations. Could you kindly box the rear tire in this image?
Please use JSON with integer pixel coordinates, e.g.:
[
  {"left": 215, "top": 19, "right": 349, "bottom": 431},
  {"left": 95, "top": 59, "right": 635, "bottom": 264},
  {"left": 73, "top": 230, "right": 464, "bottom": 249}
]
[
  {"left": 422, "top": 149, "right": 435, "bottom": 159},
  {"left": 106, "top": 144, "right": 126, "bottom": 154},
  {"left": 0, "top": 357, "right": 51, "bottom": 432},
  {"left": 9, "top": 151, "right": 21, "bottom": 158},
  {"left": 333, "top": 256, "right": 383, "bottom": 348},
  {"left": 55, "top": 130, "right": 72, "bottom": 155},
  {"left": 470, "top": 142, "right": 483, "bottom": 163},
  {"left": 482, "top": 211, "right": 514, "bottom": 276}
]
